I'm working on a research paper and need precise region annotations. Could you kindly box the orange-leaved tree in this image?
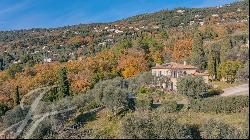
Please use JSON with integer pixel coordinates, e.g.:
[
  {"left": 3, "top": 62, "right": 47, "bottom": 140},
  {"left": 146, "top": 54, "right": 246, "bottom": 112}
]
[
  {"left": 117, "top": 48, "right": 149, "bottom": 78},
  {"left": 172, "top": 38, "right": 193, "bottom": 61}
]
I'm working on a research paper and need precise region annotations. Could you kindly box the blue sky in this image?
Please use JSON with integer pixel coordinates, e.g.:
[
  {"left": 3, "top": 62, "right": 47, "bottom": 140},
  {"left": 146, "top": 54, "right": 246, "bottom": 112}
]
[{"left": 0, "top": 0, "right": 237, "bottom": 31}]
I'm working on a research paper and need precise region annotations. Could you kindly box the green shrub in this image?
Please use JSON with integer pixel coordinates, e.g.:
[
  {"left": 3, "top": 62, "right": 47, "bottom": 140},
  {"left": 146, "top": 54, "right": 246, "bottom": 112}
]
[
  {"left": 120, "top": 111, "right": 196, "bottom": 139},
  {"left": 2, "top": 106, "right": 29, "bottom": 127},
  {"left": 29, "top": 117, "right": 57, "bottom": 139},
  {"left": 190, "top": 96, "right": 249, "bottom": 113},
  {"left": 6, "top": 63, "right": 23, "bottom": 78},
  {"left": 120, "top": 111, "right": 155, "bottom": 139},
  {"left": 135, "top": 97, "right": 152, "bottom": 111},
  {"left": 152, "top": 115, "right": 195, "bottom": 139},
  {"left": 42, "top": 87, "right": 59, "bottom": 102},
  {"left": 138, "top": 86, "right": 151, "bottom": 94},
  {"left": 158, "top": 100, "right": 178, "bottom": 113},
  {"left": 0, "top": 103, "right": 9, "bottom": 116},
  {"left": 204, "top": 88, "right": 223, "bottom": 97},
  {"left": 200, "top": 119, "right": 248, "bottom": 139},
  {"left": 80, "top": 100, "right": 101, "bottom": 112}
]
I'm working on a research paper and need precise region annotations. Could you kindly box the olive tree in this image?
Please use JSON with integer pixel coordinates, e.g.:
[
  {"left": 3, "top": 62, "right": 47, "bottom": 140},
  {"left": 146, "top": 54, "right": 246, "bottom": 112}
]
[
  {"left": 120, "top": 111, "right": 155, "bottom": 139},
  {"left": 120, "top": 111, "right": 196, "bottom": 139},
  {"left": 101, "top": 87, "right": 129, "bottom": 115},
  {"left": 90, "top": 77, "right": 131, "bottom": 115},
  {"left": 177, "top": 75, "right": 208, "bottom": 99}
]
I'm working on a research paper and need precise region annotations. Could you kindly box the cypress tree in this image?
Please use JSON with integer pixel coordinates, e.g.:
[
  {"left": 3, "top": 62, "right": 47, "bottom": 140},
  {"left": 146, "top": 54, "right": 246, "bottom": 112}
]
[
  {"left": 190, "top": 31, "right": 207, "bottom": 70},
  {"left": 0, "top": 58, "right": 3, "bottom": 71},
  {"left": 58, "top": 67, "right": 70, "bottom": 97},
  {"left": 220, "top": 34, "right": 232, "bottom": 64},
  {"left": 15, "top": 86, "right": 20, "bottom": 106},
  {"left": 208, "top": 44, "right": 220, "bottom": 80}
]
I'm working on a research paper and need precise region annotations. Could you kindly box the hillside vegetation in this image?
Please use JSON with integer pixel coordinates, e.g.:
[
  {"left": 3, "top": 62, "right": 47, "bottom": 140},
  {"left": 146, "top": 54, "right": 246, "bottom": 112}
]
[{"left": 0, "top": 0, "right": 249, "bottom": 139}]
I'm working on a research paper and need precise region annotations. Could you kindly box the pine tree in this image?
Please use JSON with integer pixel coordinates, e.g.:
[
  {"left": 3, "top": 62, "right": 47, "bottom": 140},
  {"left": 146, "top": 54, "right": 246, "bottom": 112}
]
[
  {"left": 190, "top": 31, "right": 207, "bottom": 70},
  {"left": 58, "top": 67, "right": 70, "bottom": 97},
  {"left": 208, "top": 44, "right": 220, "bottom": 80},
  {"left": 14, "top": 86, "right": 20, "bottom": 106}
]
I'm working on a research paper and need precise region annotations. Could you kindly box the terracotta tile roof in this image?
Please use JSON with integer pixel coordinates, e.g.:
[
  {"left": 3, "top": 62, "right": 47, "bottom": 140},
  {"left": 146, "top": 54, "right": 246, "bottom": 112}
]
[
  {"left": 152, "top": 62, "right": 197, "bottom": 70},
  {"left": 193, "top": 71, "right": 209, "bottom": 76}
]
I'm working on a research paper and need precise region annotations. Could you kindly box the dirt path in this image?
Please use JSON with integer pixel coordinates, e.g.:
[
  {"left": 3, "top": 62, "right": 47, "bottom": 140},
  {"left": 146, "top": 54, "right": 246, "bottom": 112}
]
[
  {"left": 14, "top": 86, "right": 54, "bottom": 138},
  {"left": 24, "top": 106, "right": 77, "bottom": 139},
  {"left": 221, "top": 84, "right": 249, "bottom": 96}
]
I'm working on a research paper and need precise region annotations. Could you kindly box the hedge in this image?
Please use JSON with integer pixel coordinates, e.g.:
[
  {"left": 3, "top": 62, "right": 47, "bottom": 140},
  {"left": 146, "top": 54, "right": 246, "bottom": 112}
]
[{"left": 190, "top": 96, "right": 249, "bottom": 113}]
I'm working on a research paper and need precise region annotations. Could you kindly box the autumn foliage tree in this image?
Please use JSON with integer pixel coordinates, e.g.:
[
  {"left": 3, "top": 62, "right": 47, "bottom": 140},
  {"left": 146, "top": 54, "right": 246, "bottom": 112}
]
[
  {"left": 66, "top": 35, "right": 85, "bottom": 46},
  {"left": 117, "top": 48, "right": 149, "bottom": 78},
  {"left": 151, "top": 51, "right": 164, "bottom": 64},
  {"left": 173, "top": 38, "right": 192, "bottom": 62}
]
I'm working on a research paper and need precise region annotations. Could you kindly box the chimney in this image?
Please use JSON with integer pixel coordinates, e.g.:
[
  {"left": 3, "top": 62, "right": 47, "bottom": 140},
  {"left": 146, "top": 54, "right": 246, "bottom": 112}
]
[{"left": 184, "top": 61, "right": 187, "bottom": 65}]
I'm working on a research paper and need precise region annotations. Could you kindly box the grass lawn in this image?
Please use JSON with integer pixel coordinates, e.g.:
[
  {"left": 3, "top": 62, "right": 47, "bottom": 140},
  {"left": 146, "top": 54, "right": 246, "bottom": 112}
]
[
  {"left": 80, "top": 108, "right": 120, "bottom": 139},
  {"left": 210, "top": 81, "right": 247, "bottom": 89},
  {"left": 177, "top": 111, "right": 248, "bottom": 129},
  {"left": 78, "top": 109, "right": 248, "bottom": 139}
]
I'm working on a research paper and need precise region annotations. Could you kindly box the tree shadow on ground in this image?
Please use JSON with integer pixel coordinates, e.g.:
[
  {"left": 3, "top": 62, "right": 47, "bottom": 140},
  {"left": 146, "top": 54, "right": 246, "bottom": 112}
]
[{"left": 75, "top": 111, "right": 97, "bottom": 124}]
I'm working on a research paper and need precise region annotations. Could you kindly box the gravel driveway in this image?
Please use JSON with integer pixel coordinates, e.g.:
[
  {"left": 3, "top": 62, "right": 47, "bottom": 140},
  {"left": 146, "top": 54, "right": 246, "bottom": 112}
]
[{"left": 221, "top": 84, "right": 249, "bottom": 96}]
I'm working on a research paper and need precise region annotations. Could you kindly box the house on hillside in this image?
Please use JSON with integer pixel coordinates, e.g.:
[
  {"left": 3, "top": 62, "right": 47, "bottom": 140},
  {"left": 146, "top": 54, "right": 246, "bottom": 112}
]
[
  {"left": 176, "top": 9, "right": 185, "bottom": 14},
  {"left": 44, "top": 58, "right": 52, "bottom": 63},
  {"left": 115, "top": 30, "right": 123, "bottom": 33},
  {"left": 151, "top": 61, "right": 209, "bottom": 91}
]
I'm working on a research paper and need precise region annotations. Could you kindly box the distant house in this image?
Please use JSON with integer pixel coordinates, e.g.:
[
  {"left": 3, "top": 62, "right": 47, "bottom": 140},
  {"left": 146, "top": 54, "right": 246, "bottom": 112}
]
[
  {"left": 195, "top": 14, "right": 200, "bottom": 18},
  {"left": 176, "top": 9, "right": 185, "bottom": 14},
  {"left": 13, "top": 60, "right": 21, "bottom": 64},
  {"left": 140, "top": 26, "right": 148, "bottom": 29},
  {"left": 93, "top": 29, "right": 102, "bottom": 33},
  {"left": 212, "top": 14, "right": 219, "bottom": 17},
  {"left": 115, "top": 30, "right": 123, "bottom": 33},
  {"left": 105, "top": 39, "right": 113, "bottom": 42},
  {"left": 151, "top": 62, "right": 209, "bottom": 91},
  {"left": 199, "top": 22, "right": 204, "bottom": 26},
  {"left": 107, "top": 29, "right": 115, "bottom": 32},
  {"left": 189, "top": 21, "right": 195, "bottom": 25},
  {"left": 153, "top": 26, "right": 159, "bottom": 29},
  {"left": 44, "top": 58, "right": 52, "bottom": 63},
  {"left": 134, "top": 28, "right": 140, "bottom": 31},
  {"left": 98, "top": 42, "right": 106, "bottom": 46}
]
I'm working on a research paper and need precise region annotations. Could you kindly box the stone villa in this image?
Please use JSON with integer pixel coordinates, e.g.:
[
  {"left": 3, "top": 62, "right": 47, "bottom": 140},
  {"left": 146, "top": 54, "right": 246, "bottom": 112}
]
[{"left": 151, "top": 62, "right": 209, "bottom": 91}]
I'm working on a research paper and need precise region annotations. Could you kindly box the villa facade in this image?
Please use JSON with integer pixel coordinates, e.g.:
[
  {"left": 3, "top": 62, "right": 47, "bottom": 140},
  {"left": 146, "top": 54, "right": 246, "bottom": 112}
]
[{"left": 151, "top": 62, "right": 209, "bottom": 91}]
